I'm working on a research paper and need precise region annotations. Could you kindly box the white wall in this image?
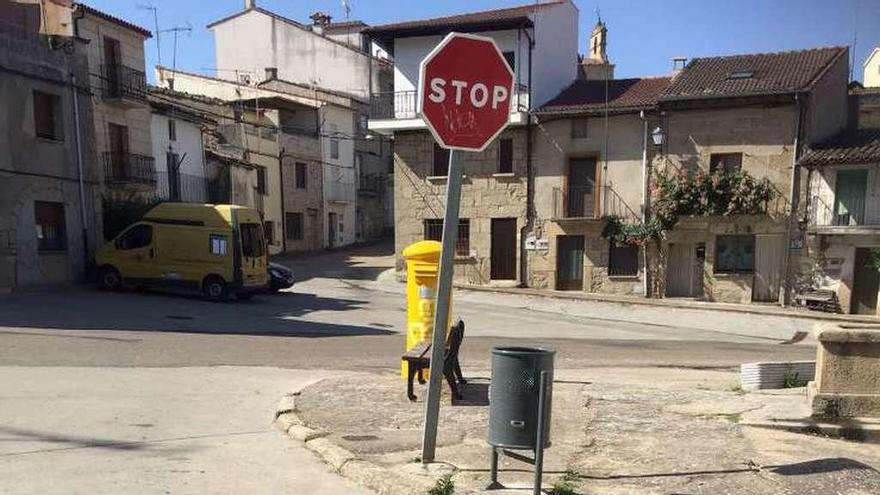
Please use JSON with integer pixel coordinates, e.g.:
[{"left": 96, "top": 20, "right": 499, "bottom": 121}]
[
  {"left": 320, "top": 104, "right": 357, "bottom": 247},
  {"left": 865, "top": 48, "right": 880, "bottom": 88},
  {"left": 151, "top": 114, "right": 205, "bottom": 178},
  {"left": 211, "top": 10, "right": 374, "bottom": 98},
  {"left": 530, "top": 0, "right": 579, "bottom": 107}
]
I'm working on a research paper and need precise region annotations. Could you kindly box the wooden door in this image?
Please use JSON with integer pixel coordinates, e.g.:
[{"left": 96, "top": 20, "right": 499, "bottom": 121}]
[
  {"left": 567, "top": 158, "right": 597, "bottom": 218},
  {"left": 108, "top": 123, "right": 129, "bottom": 178},
  {"left": 666, "top": 243, "right": 696, "bottom": 297},
  {"left": 103, "top": 37, "right": 121, "bottom": 95},
  {"left": 753, "top": 234, "right": 785, "bottom": 302},
  {"left": 490, "top": 218, "right": 517, "bottom": 280},
  {"left": 852, "top": 248, "right": 879, "bottom": 315},
  {"left": 834, "top": 170, "right": 868, "bottom": 226},
  {"left": 556, "top": 235, "right": 584, "bottom": 290}
]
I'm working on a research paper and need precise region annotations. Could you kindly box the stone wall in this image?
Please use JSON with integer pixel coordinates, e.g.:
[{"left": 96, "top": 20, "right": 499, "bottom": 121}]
[
  {"left": 281, "top": 131, "right": 324, "bottom": 252},
  {"left": 394, "top": 129, "right": 527, "bottom": 284}
]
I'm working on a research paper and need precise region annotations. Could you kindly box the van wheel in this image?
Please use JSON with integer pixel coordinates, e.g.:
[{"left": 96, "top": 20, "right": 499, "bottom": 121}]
[
  {"left": 202, "top": 276, "right": 228, "bottom": 302},
  {"left": 99, "top": 266, "right": 122, "bottom": 291}
]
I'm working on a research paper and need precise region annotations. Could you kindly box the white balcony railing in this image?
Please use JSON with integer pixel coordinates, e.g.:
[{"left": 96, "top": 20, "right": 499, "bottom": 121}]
[{"left": 369, "top": 84, "right": 530, "bottom": 121}]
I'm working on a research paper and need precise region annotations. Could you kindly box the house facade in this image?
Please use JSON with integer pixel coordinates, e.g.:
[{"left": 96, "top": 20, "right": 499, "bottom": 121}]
[
  {"left": 653, "top": 47, "right": 849, "bottom": 305},
  {"left": 76, "top": 4, "right": 154, "bottom": 205},
  {"left": 365, "top": 0, "right": 580, "bottom": 282},
  {"left": 149, "top": 92, "right": 211, "bottom": 204},
  {"left": 0, "top": 3, "right": 99, "bottom": 290}
]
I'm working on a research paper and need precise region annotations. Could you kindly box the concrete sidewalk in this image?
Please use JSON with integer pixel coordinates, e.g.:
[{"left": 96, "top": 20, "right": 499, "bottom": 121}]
[{"left": 277, "top": 367, "right": 880, "bottom": 495}]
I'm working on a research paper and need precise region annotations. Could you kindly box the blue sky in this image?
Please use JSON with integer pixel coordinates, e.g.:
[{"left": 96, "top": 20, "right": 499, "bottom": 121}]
[{"left": 84, "top": 0, "right": 879, "bottom": 83}]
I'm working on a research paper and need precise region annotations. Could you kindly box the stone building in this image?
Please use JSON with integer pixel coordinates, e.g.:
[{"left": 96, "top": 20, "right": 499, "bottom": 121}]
[
  {"left": 0, "top": 4, "right": 99, "bottom": 290},
  {"left": 653, "top": 47, "right": 850, "bottom": 304},
  {"left": 75, "top": 4, "right": 154, "bottom": 204},
  {"left": 798, "top": 129, "right": 880, "bottom": 315}
]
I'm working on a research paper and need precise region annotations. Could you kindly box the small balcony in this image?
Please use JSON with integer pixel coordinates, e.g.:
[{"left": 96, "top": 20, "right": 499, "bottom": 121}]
[
  {"left": 358, "top": 173, "right": 386, "bottom": 195},
  {"left": 809, "top": 195, "right": 880, "bottom": 234},
  {"left": 155, "top": 171, "right": 209, "bottom": 203},
  {"left": 103, "top": 152, "right": 156, "bottom": 187},
  {"left": 101, "top": 64, "right": 147, "bottom": 103},
  {"left": 369, "top": 85, "right": 530, "bottom": 123},
  {"left": 551, "top": 185, "right": 640, "bottom": 222},
  {"left": 326, "top": 180, "right": 355, "bottom": 203}
]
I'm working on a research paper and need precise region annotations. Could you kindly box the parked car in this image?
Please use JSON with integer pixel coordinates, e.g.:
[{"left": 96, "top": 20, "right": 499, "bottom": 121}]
[
  {"left": 268, "top": 262, "right": 295, "bottom": 293},
  {"left": 95, "top": 203, "right": 269, "bottom": 301}
]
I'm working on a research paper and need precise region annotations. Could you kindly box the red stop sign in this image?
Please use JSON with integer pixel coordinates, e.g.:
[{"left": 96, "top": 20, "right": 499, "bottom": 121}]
[{"left": 419, "top": 32, "right": 514, "bottom": 152}]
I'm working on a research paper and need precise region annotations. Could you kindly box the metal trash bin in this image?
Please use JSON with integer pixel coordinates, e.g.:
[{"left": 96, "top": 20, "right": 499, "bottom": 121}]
[{"left": 488, "top": 346, "right": 555, "bottom": 449}]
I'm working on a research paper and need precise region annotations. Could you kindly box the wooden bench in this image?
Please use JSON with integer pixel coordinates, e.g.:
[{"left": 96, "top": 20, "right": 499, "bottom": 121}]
[{"left": 402, "top": 319, "right": 466, "bottom": 402}]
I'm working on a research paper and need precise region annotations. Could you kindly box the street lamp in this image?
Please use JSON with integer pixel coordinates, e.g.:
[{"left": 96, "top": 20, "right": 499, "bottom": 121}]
[{"left": 651, "top": 126, "right": 665, "bottom": 147}]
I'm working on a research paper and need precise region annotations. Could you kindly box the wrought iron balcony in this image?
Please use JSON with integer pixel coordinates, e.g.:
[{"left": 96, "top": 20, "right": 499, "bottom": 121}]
[
  {"left": 155, "top": 171, "right": 209, "bottom": 203},
  {"left": 101, "top": 64, "right": 147, "bottom": 102},
  {"left": 552, "top": 185, "right": 640, "bottom": 222},
  {"left": 103, "top": 152, "right": 156, "bottom": 186}
]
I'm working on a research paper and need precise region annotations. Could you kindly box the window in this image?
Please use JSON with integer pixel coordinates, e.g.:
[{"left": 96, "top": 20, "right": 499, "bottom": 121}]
[
  {"left": 116, "top": 224, "right": 152, "bottom": 251},
  {"left": 715, "top": 235, "right": 755, "bottom": 274},
  {"left": 264, "top": 221, "right": 274, "bottom": 245},
  {"left": 502, "top": 51, "right": 515, "bottom": 72},
  {"left": 168, "top": 119, "right": 177, "bottom": 141},
  {"left": 34, "top": 201, "right": 66, "bottom": 251},
  {"left": 571, "top": 118, "right": 589, "bottom": 139},
  {"left": 728, "top": 69, "right": 754, "bottom": 80},
  {"left": 709, "top": 153, "right": 743, "bottom": 175},
  {"left": 608, "top": 242, "right": 639, "bottom": 277},
  {"left": 329, "top": 124, "right": 340, "bottom": 159},
  {"left": 210, "top": 235, "right": 228, "bottom": 256},
  {"left": 240, "top": 223, "right": 265, "bottom": 257},
  {"left": 498, "top": 138, "right": 514, "bottom": 174},
  {"left": 433, "top": 143, "right": 450, "bottom": 176},
  {"left": 286, "top": 212, "right": 304, "bottom": 240},
  {"left": 356, "top": 113, "right": 368, "bottom": 135},
  {"left": 295, "top": 162, "right": 307, "bottom": 189},
  {"left": 424, "top": 218, "right": 470, "bottom": 257},
  {"left": 33, "top": 91, "right": 63, "bottom": 141},
  {"left": 256, "top": 167, "right": 267, "bottom": 194}
]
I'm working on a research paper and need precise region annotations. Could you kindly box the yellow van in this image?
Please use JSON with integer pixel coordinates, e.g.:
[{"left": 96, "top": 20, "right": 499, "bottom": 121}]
[{"left": 96, "top": 203, "right": 268, "bottom": 301}]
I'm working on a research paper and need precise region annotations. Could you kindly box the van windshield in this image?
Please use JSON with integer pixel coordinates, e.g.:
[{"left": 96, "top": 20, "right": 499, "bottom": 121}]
[{"left": 240, "top": 223, "right": 265, "bottom": 258}]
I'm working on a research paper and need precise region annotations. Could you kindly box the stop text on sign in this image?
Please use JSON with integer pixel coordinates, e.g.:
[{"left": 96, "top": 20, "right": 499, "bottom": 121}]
[{"left": 427, "top": 78, "right": 509, "bottom": 110}]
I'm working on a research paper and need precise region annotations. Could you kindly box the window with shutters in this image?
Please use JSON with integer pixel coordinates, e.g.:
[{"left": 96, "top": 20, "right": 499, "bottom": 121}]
[
  {"left": 286, "top": 212, "right": 304, "bottom": 241},
  {"left": 608, "top": 242, "right": 639, "bottom": 277},
  {"left": 295, "top": 162, "right": 307, "bottom": 189},
  {"left": 424, "top": 218, "right": 470, "bottom": 256},
  {"left": 256, "top": 167, "right": 267, "bottom": 194},
  {"left": 34, "top": 201, "right": 66, "bottom": 251},
  {"left": 168, "top": 119, "right": 177, "bottom": 141},
  {"left": 433, "top": 143, "right": 450, "bottom": 176},
  {"left": 498, "top": 138, "right": 513, "bottom": 174},
  {"left": 329, "top": 124, "right": 340, "bottom": 159},
  {"left": 33, "top": 91, "right": 63, "bottom": 141}
]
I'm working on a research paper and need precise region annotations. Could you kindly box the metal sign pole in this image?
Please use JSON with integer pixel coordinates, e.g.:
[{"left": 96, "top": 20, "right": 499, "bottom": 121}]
[{"left": 421, "top": 149, "right": 464, "bottom": 463}]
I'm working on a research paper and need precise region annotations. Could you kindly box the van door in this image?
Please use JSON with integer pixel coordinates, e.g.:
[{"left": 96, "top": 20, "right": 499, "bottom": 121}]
[
  {"left": 114, "top": 223, "right": 156, "bottom": 283},
  {"left": 238, "top": 221, "right": 267, "bottom": 288}
]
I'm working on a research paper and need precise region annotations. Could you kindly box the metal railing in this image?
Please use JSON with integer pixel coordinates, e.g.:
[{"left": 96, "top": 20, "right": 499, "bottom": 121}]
[
  {"left": 155, "top": 171, "right": 209, "bottom": 203},
  {"left": 358, "top": 173, "right": 386, "bottom": 195},
  {"left": 326, "top": 180, "right": 355, "bottom": 203},
  {"left": 100, "top": 64, "right": 147, "bottom": 101},
  {"left": 810, "top": 194, "right": 871, "bottom": 227},
  {"left": 552, "top": 185, "right": 640, "bottom": 221},
  {"left": 102, "top": 152, "right": 156, "bottom": 186},
  {"left": 369, "top": 85, "right": 530, "bottom": 120}
]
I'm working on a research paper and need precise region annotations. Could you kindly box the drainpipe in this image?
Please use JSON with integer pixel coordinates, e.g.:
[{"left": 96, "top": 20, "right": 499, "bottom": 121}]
[
  {"left": 278, "top": 146, "right": 287, "bottom": 252},
  {"left": 71, "top": 72, "right": 90, "bottom": 276},
  {"left": 783, "top": 93, "right": 805, "bottom": 307},
  {"left": 639, "top": 110, "right": 649, "bottom": 297},
  {"left": 518, "top": 25, "right": 535, "bottom": 288}
]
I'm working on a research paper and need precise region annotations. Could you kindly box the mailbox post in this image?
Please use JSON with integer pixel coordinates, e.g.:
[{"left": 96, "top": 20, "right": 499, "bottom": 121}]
[{"left": 417, "top": 32, "right": 514, "bottom": 463}]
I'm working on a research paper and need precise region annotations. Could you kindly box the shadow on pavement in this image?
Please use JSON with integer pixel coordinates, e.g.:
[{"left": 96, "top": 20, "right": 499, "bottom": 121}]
[{"left": 274, "top": 240, "right": 394, "bottom": 284}]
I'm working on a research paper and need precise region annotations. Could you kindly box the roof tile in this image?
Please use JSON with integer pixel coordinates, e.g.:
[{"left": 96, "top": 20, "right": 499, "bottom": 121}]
[
  {"left": 537, "top": 77, "right": 672, "bottom": 115},
  {"left": 800, "top": 128, "right": 880, "bottom": 166}
]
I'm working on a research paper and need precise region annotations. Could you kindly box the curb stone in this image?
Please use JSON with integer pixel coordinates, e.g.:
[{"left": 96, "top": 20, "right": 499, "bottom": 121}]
[{"left": 274, "top": 388, "right": 446, "bottom": 495}]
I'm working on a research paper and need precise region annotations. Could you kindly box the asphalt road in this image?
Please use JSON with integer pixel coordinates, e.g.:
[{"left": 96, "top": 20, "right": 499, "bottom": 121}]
[{"left": 0, "top": 241, "right": 816, "bottom": 371}]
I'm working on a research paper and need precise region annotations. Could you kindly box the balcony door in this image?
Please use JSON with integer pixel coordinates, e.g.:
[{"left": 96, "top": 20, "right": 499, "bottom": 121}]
[
  {"left": 104, "top": 37, "right": 121, "bottom": 96},
  {"left": 567, "top": 158, "right": 597, "bottom": 218},
  {"left": 108, "top": 123, "right": 129, "bottom": 179},
  {"left": 834, "top": 169, "right": 867, "bottom": 226}
]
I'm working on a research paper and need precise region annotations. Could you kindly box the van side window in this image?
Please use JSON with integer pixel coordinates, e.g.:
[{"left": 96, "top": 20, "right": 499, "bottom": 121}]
[
  {"left": 117, "top": 225, "right": 152, "bottom": 250},
  {"left": 210, "top": 235, "right": 228, "bottom": 256},
  {"left": 240, "top": 223, "right": 264, "bottom": 258}
]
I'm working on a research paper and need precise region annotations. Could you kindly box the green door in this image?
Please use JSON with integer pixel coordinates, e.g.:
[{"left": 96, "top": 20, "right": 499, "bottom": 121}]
[{"left": 834, "top": 170, "right": 868, "bottom": 226}]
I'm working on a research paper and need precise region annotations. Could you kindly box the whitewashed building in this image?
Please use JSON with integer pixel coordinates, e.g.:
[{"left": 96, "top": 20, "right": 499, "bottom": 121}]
[{"left": 149, "top": 91, "right": 210, "bottom": 204}]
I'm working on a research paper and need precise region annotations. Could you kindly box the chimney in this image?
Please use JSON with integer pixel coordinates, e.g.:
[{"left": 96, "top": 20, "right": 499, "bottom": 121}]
[
  {"left": 672, "top": 57, "right": 688, "bottom": 75},
  {"left": 245, "top": 0, "right": 256, "bottom": 9},
  {"left": 265, "top": 67, "right": 278, "bottom": 81},
  {"left": 310, "top": 11, "right": 332, "bottom": 35}
]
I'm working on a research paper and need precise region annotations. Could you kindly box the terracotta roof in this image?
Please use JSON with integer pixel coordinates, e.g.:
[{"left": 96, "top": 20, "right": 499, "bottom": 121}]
[
  {"left": 661, "top": 47, "right": 847, "bottom": 101},
  {"left": 800, "top": 128, "right": 880, "bottom": 167},
  {"left": 76, "top": 3, "right": 152, "bottom": 38},
  {"left": 325, "top": 20, "right": 368, "bottom": 30},
  {"left": 537, "top": 77, "right": 672, "bottom": 115},
  {"left": 363, "top": 1, "right": 564, "bottom": 41}
]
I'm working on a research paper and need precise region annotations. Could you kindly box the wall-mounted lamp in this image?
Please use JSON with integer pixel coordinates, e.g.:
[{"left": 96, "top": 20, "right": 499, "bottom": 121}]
[{"left": 651, "top": 126, "right": 665, "bottom": 147}]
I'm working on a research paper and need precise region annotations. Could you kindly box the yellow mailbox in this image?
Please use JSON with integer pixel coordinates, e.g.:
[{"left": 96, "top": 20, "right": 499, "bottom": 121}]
[{"left": 401, "top": 240, "right": 451, "bottom": 377}]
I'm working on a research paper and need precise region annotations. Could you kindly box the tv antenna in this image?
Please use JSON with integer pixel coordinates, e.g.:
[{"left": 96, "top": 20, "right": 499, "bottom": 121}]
[
  {"left": 160, "top": 22, "right": 193, "bottom": 87},
  {"left": 136, "top": 4, "right": 161, "bottom": 66}
]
